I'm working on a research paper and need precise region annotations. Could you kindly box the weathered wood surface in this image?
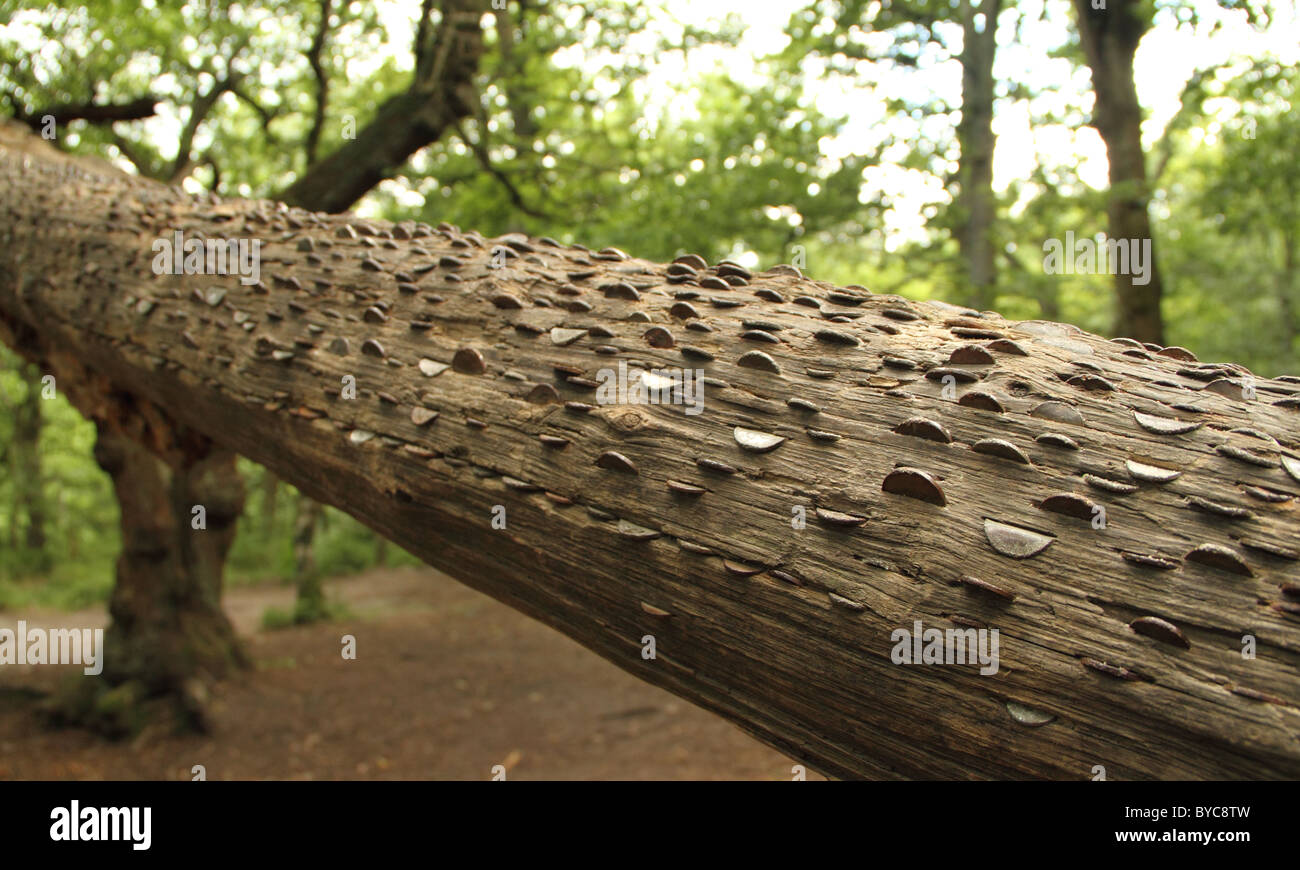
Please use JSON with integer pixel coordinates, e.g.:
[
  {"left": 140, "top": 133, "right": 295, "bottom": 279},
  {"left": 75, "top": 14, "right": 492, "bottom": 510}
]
[{"left": 2, "top": 122, "right": 1298, "bottom": 779}]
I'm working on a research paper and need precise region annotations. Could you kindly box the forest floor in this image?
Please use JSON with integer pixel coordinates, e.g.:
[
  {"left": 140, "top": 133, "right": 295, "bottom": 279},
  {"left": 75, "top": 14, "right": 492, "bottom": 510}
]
[{"left": 0, "top": 566, "right": 819, "bottom": 780}]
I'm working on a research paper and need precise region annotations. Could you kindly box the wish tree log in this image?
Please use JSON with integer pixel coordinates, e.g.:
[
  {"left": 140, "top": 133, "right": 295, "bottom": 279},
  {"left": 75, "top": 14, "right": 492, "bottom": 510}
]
[{"left": 2, "top": 121, "right": 1297, "bottom": 779}]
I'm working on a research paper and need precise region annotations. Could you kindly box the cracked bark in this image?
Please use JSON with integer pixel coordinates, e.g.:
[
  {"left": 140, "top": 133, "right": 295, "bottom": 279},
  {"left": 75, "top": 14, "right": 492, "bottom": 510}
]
[{"left": 2, "top": 122, "right": 1299, "bottom": 778}]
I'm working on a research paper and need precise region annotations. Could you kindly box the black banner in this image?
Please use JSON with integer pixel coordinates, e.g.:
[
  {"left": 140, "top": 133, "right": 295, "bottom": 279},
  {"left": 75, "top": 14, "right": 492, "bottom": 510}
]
[{"left": 2, "top": 781, "right": 1284, "bottom": 857}]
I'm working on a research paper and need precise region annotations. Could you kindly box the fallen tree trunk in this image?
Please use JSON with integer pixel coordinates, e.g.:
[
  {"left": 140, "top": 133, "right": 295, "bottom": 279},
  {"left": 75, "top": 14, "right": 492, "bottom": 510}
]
[{"left": 2, "top": 122, "right": 1297, "bottom": 779}]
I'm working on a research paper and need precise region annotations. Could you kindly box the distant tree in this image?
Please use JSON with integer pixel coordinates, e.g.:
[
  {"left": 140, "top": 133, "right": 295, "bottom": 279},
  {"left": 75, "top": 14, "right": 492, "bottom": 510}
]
[
  {"left": 1, "top": 361, "right": 50, "bottom": 575},
  {"left": 291, "top": 494, "right": 325, "bottom": 624},
  {"left": 1070, "top": 0, "right": 1166, "bottom": 343},
  {"left": 783, "top": 0, "right": 1011, "bottom": 309},
  {"left": 1068, "top": 0, "right": 1277, "bottom": 344}
]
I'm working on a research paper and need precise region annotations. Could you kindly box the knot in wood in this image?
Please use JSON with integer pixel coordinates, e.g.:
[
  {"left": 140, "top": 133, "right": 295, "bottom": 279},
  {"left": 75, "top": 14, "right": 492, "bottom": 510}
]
[{"left": 610, "top": 409, "right": 650, "bottom": 433}]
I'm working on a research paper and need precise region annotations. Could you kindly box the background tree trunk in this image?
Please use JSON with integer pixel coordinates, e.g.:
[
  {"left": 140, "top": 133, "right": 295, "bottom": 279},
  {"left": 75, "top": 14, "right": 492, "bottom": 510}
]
[
  {"left": 1279, "top": 228, "right": 1296, "bottom": 358},
  {"left": 261, "top": 470, "right": 280, "bottom": 536},
  {"left": 957, "top": 0, "right": 1001, "bottom": 313},
  {"left": 8, "top": 363, "right": 50, "bottom": 574},
  {"left": 1073, "top": 0, "right": 1165, "bottom": 344},
  {"left": 63, "top": 428, "right": 246, "bottom": 734},
  {"left": 2, "top": 121, "right": 1298, "bottom": 778},
  {"left": 291, "top": 493, "right": 325, "bottom": 622}
]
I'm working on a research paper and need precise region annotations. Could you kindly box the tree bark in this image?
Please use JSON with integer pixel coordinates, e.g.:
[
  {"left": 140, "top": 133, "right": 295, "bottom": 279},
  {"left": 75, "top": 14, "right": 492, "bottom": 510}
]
[
  {"left": 2, "top": 122, "right": 1299, "bottom": 778},
  {"left": 1073, "top": 0, "right": 1165, "bottom": 345},
  {"left": 957, "top": 0, "right": 1001, "bottom": 313}
]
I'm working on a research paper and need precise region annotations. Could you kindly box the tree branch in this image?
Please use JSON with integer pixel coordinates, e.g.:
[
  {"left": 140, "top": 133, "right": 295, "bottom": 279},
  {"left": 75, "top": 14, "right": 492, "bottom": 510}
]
[
  {"left": 452, "top": 117, "right": 552, "bottom": 220},
  {"left": 304, "top": 0, "right": 335, "bottom": 165},
  {"left": 169, "top": 74, "right": 244, "bottom": 183},
  {"left": 15, "top": 95, "right": 159, "bottom": 129},
  {"left": 279, "top": 0, "right": 487, "bottom": 213},
  {"left": 110, "top": 132, "right": 165, "bottom": 180},
  {"left": 231, "top": 83, "right": 279, "bottom": 141}
]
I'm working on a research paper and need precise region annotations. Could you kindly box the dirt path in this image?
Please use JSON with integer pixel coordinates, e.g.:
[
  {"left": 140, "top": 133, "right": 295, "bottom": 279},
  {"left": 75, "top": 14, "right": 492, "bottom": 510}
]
[{"left": 0, "top": 567, "right": 822, "bottom": 780}]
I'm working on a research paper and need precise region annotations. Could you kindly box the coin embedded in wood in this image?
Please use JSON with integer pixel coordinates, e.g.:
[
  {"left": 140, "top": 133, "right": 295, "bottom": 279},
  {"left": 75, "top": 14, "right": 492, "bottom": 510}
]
[
  {"left": 452, "top": 347, "right": 486, "bottom": 374},
  {"left": 733, "top": 427, "right": 784, "bottom": 453},
  {"left": 984, "top": 519, "right": 1054, "bottom": 559}
]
